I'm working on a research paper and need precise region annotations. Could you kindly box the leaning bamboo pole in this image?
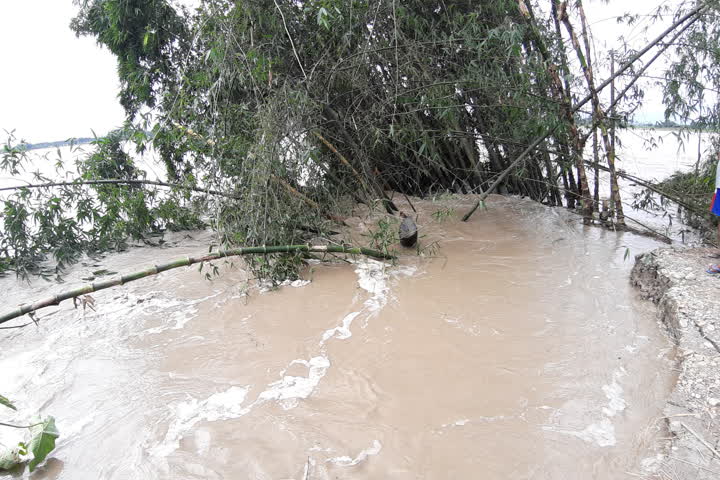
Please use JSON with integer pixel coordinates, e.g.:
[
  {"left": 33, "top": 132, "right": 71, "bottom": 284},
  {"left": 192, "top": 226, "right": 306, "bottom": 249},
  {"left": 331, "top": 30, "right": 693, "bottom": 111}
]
[
  {"left": 313, "top": 131, "right": 398, "bottom": 213},
  {"left": 583, "top": 160, "right": 709, "bottom": 217},
  {"left": 0, "top": 245, "right": 394, "bottom": 325},
  {"left": 462, "top": 4, "right": 707, "bottom": 222},
  {"left": 560, "top": 0, "right": 625, "bottom": 225}
]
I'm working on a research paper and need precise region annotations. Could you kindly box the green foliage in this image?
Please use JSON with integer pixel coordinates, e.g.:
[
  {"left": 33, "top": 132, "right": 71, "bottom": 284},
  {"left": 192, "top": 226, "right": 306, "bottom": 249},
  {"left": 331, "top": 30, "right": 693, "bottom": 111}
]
[
  {"left": 0, "top": 129, "right": 203, "bottom": 278},
  {"left": 431, "top": 207, "right": 455, "bottom": 222},
  {"left": 0, "top": 394, "right": 16, "bottom": 411},
  {"left": 13, "top": 0, "right": 705, "bottom": 280},
  {"left": 27, "top": 417, "right": 59, "bottom": 472},
  {"left": 0, "top": 395, "right": 58, "bottom": 472},
  {"left": 633, "top": 148, "right": 717, "bottom": 234},
  {"left": 364, "top": 217, "right": 399, "bottom": 257},
  {"left": 0, "top": 418, "right": 59, "bottom": 472},
  {"left": 71, "top": 0, "right": 189, "bottom": 116}
]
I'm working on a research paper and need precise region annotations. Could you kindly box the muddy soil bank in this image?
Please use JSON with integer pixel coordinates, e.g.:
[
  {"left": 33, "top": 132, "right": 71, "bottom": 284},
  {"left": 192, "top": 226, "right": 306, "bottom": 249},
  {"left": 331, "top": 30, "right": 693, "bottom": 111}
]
[{"left": 632, "top": 248, "right": 720, "bottom": 479}]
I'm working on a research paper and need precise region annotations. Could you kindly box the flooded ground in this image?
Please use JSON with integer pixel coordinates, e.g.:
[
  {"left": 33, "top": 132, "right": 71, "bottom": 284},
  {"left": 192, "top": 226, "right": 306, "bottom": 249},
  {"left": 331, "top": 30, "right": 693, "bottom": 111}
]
[{"left": 0, "top": 194, "right": 675, "bottom": 479}]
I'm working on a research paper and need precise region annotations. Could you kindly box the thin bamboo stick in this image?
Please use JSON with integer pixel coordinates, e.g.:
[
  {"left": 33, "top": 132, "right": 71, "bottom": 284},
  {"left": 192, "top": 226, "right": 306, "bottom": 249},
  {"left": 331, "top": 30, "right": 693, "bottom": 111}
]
[
  {"left": 0, "top": 179, "right": 236, "bottom": 199},
  {"left": 270, "top": 175, "right": 347, "bottom": 224},
  {"left": 0, "top": 245, "right": 394, "bottom": 325},
  {"left": 313, "top": 132, "right": 398, "bottom": 212}
]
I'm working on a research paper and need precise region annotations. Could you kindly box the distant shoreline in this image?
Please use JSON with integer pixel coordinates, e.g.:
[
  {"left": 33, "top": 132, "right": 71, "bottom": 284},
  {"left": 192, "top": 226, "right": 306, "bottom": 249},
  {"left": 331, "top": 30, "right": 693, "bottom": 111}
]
[
  {"left": 21, "top": 137, "right": 96, "bottom": 151},
  {"left": 16, "top": 124, "right": 717, "bottom": 152}
]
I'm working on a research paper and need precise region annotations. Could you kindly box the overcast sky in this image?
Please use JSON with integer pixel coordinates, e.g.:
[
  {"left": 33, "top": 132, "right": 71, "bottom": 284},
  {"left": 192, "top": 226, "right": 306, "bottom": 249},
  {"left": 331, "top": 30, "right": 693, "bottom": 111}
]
[
  {"left": 0, "top": 1, "right": 124, "bottom": 144},
  {"left": 0, "top": 1, "right": 686, "bottom": 144}
]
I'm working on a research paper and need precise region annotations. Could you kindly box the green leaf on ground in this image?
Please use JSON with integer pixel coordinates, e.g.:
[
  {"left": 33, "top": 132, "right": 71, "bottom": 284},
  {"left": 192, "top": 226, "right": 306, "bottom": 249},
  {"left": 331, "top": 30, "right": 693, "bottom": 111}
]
[
  {"left": 27, "top": 417, "right": 59, "bottom": 472},
  {"left": 0, "top": 394, "right": 16, "bottom": 410}
]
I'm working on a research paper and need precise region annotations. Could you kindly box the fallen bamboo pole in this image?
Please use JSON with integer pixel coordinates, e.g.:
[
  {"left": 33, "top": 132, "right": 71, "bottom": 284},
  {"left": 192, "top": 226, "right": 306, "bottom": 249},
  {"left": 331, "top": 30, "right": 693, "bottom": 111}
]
[{"left": 0, "top": 245, "right": 394, "bottom": 325}]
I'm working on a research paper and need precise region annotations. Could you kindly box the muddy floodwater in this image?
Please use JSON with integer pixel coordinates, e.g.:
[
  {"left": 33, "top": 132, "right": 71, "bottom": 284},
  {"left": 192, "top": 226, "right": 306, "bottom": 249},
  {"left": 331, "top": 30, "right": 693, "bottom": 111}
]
[{"left": 0, "top": 195, "right": 675, "bottom": 479}]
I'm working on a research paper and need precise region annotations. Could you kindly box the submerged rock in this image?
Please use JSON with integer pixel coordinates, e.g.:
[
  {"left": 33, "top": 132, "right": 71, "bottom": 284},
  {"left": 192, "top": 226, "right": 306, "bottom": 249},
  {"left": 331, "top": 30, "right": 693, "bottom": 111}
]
[{"left": 399, "top": 212, "right": 417, "bottom": 248}]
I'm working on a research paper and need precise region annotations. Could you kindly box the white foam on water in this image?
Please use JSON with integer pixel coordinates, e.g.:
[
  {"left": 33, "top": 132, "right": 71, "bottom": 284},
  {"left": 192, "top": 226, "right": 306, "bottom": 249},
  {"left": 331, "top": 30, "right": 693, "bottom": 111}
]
[
  {"left": 542, "top": 418, "right": 617, "bottom": 447},
  {"left": 322, "top": 312, "right": 362, "bottom": 342},
  {"left": 138, "top": 292, "right": 221, "bottom": 334},
  {"left": 440, "top": 418, "right": 471, "bottom": 428},
  {"left": 257, "top": 356, "right": 330, "bottom": 409},
  {"left": 150, "top": 386, "right": 250, "bottom": 457},
  {"left": 327, "top": 440, "right": 382, "bottom": 467},
  {"left": 353, "top": 260, "right": 391, "bottom": 313},
  {"left": 352, "top": 260, "right": 416, "bottom": 313},
  {"left": 575, "top": 419, "right": 617, "bottom": 447},
  {"left": 152, "top": 260, "right": 412, "bottom": 458},
  {"left": 542, "top": 366, "right": 628, "bottom": 448},
  {"left": 152, "top": 356, "right": 330, "bottom": 456},
  {"left": 321, "top": 261, "right": 416, "bottom": 344},
  {"left": 258, "top": 278, "right": 311, "bottom": 294},
  {"left": 602, "top": 369, "right": 627, "bottom": 417}
]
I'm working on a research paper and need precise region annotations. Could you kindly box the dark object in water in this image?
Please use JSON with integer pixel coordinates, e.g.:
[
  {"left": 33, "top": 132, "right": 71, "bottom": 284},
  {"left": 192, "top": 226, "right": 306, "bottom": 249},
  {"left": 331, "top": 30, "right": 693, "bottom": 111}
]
[{"left": 399, "top": 212, "right": 418, "bottom": 248}]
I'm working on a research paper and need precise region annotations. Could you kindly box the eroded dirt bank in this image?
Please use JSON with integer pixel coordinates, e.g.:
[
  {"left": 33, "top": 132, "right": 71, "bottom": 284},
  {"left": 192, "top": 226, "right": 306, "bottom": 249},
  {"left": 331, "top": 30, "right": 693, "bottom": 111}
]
[{"left": 632, "top": 248, "right": 720, "bottom": 479}]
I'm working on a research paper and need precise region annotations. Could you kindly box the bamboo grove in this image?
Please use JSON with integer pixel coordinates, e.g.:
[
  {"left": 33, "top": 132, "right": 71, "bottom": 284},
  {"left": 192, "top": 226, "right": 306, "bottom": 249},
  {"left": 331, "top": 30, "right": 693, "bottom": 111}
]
[{"left": 2, "top": 0, "right": 720, "bottom": 279}]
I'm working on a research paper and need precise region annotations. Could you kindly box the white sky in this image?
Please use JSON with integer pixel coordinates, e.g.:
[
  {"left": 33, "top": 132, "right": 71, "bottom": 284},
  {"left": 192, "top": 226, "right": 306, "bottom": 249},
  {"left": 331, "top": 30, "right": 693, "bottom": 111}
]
[
  {"left": 0, "top": 1, "right": 124, "bottom": 144},
  {"left": 0, "top": 0, "right": 689, "bottom": 144}
]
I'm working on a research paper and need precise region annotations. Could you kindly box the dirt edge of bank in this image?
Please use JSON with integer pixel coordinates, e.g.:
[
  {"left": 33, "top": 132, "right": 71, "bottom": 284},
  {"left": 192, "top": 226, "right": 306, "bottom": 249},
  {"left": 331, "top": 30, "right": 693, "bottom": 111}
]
[{"left": 632, "top": 247, "right": 720, "bottom": 479}]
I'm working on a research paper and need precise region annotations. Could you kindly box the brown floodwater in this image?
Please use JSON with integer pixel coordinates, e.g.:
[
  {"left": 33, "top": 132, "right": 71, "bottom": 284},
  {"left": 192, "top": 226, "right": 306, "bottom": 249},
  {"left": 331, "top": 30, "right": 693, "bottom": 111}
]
[{"left": 0, "top": 195, "right": 674, "bottom": 479}]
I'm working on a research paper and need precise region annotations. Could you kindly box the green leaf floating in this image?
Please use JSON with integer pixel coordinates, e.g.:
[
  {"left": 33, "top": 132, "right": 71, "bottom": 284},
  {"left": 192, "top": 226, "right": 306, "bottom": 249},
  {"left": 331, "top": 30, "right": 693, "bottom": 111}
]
[
  {"left": 27, "top": 417, "right": 59, "bottom": 472},
  {"left": 0, "top": 394, "right": 16, "bottom": 411}
]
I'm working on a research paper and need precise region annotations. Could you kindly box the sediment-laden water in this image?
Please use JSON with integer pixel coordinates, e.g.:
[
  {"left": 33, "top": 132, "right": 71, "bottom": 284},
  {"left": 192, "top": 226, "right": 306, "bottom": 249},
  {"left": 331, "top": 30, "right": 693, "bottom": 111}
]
[{"left": 0, "top": 194, "right": 674, "bottom": 479}]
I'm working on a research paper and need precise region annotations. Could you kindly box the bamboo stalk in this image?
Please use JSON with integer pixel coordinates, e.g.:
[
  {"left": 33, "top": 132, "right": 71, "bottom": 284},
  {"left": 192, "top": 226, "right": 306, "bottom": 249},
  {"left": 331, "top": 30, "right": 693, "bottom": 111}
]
[
  {"left": 0, "top": 245, "right": 394, "bottom": 325},
  {"left": 561, "top": 0, "right": 625, "bottom": 226},
  {"left": 313, "top": 132, "right": 364, "bottom": 186},
  {"left": 270, "top": 175, "right": 346, "bottom": 224},
  {"left": 578, "top": 13, "right": 701, "bottom": 146},
  {"left": 313, "top": 131, "right": 398, "bottom": 213}
]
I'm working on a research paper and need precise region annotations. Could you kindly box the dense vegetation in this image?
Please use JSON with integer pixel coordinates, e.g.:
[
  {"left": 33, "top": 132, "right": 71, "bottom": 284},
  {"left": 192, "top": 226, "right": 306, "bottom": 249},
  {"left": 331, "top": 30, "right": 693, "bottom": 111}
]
[{"left": 1, "top": 0, "right": 719, "bottom": 279}]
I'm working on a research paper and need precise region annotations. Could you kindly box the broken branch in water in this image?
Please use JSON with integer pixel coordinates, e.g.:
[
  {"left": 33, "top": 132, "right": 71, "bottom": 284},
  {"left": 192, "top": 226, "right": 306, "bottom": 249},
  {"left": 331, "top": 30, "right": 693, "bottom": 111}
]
[{"left": 0, "top": 245, "right": 395, "bottom": 326}]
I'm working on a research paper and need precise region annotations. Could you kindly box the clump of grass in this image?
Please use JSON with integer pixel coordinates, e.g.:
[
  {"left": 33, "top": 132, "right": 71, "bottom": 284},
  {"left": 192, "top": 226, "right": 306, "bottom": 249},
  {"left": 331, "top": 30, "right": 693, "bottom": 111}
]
[
  {"left": 431, "top": 207, "right": 454, "bottom": 222},
  {"left": 363, "top": 217, "right": 400, "bottom": 258}
]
